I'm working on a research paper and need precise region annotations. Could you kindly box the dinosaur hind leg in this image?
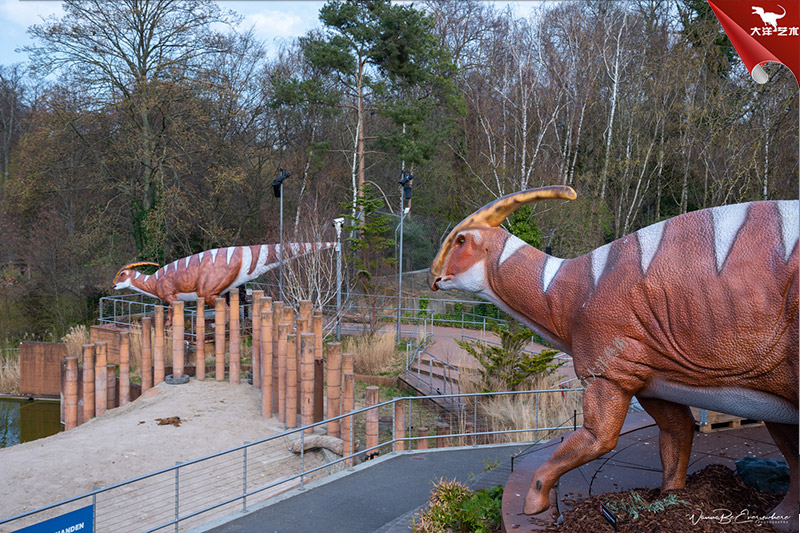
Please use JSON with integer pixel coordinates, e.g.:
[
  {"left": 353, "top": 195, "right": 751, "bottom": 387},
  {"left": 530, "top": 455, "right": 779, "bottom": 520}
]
[
  {"left": 764, "top": 421, "right": 798, "bottom": 532},
  {"left": 637, "top": 397, "right": 694, "bottom": 491}
]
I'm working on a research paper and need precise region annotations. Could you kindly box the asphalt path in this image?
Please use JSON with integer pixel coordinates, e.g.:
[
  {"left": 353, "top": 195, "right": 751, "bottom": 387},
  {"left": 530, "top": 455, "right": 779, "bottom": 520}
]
[{"left": 198, "top": 444, "right": 525, "bottom": 533}]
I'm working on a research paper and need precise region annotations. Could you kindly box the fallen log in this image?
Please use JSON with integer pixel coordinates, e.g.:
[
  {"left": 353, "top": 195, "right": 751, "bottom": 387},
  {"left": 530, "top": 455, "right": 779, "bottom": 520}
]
[{"left": 289, "top": 435, "right": 356, "bottom": 456}]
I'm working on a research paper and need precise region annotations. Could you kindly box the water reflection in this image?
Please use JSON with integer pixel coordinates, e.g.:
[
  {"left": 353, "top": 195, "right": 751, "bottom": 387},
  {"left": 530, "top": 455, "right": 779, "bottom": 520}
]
[{"left": 0, "top": 398, "right": 62, "bottom": 448}]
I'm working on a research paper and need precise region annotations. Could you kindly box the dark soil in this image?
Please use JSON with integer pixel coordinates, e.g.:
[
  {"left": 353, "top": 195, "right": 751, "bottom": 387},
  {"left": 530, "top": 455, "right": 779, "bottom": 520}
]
[{"left": 551, "top": 464, "right": 787, "bottom": 532}]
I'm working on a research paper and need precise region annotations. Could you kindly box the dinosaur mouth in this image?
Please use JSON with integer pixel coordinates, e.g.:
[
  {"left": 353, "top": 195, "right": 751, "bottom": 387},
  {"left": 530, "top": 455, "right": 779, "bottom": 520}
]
[{"left": 429, "top": 275, "right": 452, "bottom": 291}]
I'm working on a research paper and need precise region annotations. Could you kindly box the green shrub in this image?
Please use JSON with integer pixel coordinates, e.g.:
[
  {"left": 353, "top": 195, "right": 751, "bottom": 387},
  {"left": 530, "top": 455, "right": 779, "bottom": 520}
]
[{"left": 413, "top": 479, "right": 503, "bottom": 533}]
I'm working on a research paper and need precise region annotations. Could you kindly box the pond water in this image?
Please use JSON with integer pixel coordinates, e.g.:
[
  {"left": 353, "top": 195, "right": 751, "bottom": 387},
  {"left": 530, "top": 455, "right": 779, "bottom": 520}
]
[{"left": 0, "top": 398, "right": 62, "bottom": 448}]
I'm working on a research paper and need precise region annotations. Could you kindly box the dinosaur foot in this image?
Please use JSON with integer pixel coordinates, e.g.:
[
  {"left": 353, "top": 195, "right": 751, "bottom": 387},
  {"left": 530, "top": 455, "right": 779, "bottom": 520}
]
[{"left": 523, "top": 485, "right": 556, "bottom": 515}]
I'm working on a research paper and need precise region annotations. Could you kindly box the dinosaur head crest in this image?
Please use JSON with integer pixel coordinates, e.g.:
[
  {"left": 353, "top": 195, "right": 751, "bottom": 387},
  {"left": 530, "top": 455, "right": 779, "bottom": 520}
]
[
  {"left": 428, "top": 186, "right": 576, "bottom": 290},
  {"left": 113, "top": 261, "right": 159, "bottom": 288}
]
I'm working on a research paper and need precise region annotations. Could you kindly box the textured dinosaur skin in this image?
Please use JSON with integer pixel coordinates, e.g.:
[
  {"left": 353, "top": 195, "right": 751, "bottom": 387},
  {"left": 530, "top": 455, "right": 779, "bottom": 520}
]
[
  {"left": 429, "top": 187, "right": 798, "bottom": 530},
  {"left": 114, "top": 243, "right": 334, "bottom": 305}
]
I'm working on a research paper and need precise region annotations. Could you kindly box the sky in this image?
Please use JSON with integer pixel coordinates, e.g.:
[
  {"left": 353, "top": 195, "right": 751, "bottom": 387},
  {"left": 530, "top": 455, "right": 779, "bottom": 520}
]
[{"left": 0, "top": 0, "right": 540, "bottom": 68}]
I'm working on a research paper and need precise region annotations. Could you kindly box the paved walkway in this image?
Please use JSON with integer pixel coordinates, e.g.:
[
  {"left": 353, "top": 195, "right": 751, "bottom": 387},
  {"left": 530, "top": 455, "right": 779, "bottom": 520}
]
[{"left": 194, "top": 444, "right": 528, "bottom": 533}]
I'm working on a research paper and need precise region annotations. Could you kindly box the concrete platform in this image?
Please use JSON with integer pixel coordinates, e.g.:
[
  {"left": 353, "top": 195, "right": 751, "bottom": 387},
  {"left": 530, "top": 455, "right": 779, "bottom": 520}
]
[{"left": 502, "top": 412, "right": 780, "bottom": 531}]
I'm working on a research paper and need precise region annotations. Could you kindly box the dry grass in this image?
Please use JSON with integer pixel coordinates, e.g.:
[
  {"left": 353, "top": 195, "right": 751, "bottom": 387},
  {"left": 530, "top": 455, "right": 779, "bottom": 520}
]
[
  {"left": 343, "top": 331, "right": 399, "bottom": 375},
  {"left": 62, "top": 325, "right": 89, "bottom": 360},
  {"left": 461, "top": 371, "right": 584, "bottom": 443},
  {"left": 0, "top": 347, "right": 20, "bottom": 395}
]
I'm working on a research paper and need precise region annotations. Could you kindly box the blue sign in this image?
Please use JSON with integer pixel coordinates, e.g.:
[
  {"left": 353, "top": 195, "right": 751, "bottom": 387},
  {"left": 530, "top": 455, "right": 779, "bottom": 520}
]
[{"left": 14, "top": 505, "right": 92, "bottom": 533}]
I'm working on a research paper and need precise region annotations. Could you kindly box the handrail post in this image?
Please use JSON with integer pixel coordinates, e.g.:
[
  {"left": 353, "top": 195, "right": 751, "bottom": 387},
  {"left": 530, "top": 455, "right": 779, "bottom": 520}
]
[{"left": 242, "top": 444, "right": 248, "bottom": 511}]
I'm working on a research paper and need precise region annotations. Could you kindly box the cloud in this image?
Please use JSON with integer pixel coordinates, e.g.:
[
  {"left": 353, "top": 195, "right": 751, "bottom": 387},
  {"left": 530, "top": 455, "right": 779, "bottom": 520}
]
[
  {"left": 0, "top": 0, "right": 64, "bottom": 28},
  {"left": 240, "top": 10, "right": 314, "bottom": 41}
]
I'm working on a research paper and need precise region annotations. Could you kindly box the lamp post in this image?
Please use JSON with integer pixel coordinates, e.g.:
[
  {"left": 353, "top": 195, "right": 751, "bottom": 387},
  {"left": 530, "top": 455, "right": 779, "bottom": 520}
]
[
  {"left": 333, "top": 217, "right": 345, "bottom": 340},
  {"left": 397, "top": 170, "right": 413, "bottom": 343},
  {"left": 272, "top": 168, "right": 290, "bottom": 301}
]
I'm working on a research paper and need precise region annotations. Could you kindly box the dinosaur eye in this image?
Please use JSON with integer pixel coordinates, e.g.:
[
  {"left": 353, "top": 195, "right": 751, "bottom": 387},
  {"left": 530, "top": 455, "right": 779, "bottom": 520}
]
[{"left": 456, "top": 235, "right": 466, "bottom": 245}]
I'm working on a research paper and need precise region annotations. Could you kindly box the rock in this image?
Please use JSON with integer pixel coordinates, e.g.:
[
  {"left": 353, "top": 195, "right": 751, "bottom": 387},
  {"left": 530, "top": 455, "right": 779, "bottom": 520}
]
[{"left": 735, "top": 456, "right": 790, "bottom": 494}]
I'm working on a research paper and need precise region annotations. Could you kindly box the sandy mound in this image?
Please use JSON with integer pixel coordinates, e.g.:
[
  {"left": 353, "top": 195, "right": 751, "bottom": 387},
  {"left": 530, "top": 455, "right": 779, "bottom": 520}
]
[{"left": 0, "top": 380, "right": 302, "bottom": 529}]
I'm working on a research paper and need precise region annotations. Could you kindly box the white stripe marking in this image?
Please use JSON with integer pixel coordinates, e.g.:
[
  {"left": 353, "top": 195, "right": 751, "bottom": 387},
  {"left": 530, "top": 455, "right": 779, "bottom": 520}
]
[
  {"left": 143, "top": 275, "right": 150, "bottom": 283},
  {"left": 210, "top": 249, "right": 219, "bottom": 262},
  {"left": 636, "top": 220, "right": 667, "bottom": 275},
  {"left": 134, "top": 272, "right": 141, "bottom": 280},
  {"left": 591, "top": 244, "right": 612, "bottom": 286},
  {"left": 197, "top": 251, "right": 204, "bottom": 263},
  {"left": 185, "top": 257, "right": 191, "bottom": 269},
  {"left": 498, "top": 234, "right": 526, "bottom": 267},
  {"left": 291, "top": 243, "right": 300, "bottom": 256},
  {"left": 712, "top": 204, "right": 749, "bottom": 272},
  {"left": 541, "top": 256, "right": 564, "bottom": 292},
  {"left": 778, "top": 201, "right": 799, "bottom": 261},
  {"left": 226, "top": 247, "right": 235, "bottom": 264},
  {"left": 155, "top": 270, "right": 160, "bottom": 280}
]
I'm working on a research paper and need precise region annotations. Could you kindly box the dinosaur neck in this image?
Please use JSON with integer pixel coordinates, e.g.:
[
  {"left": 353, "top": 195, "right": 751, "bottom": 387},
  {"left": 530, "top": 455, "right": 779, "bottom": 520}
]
[
  {"left": 129, "top": 272, "right": 159, "bottom": 299},
  {"left": 487, "top": 239, "right": 577, "bottom": 353}
]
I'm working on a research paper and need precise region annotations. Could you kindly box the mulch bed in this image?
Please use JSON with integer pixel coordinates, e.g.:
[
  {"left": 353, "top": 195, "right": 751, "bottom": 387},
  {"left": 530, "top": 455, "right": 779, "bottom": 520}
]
[{"left": 549, "top": 464, "right": 786, "bottom": 532}]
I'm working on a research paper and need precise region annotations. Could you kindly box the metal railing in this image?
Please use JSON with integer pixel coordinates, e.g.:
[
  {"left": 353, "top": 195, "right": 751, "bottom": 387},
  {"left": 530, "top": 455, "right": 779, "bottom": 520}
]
[{"left": 0, "top": 388, "right": 587, "bottom": 533}]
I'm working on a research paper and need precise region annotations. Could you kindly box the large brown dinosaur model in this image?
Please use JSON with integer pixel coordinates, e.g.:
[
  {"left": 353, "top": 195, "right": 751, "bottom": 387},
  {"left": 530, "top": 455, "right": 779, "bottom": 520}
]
[
  {"left": 114, "top": 242, "right": 334, "bottom": 308},
  {"left": 428, "top": 186, "right": 798, "bottom": 528}
]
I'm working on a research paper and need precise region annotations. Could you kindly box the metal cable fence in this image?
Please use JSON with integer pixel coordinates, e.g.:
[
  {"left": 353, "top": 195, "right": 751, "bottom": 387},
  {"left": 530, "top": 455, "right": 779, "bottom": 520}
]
[{"left": 0, "top": 388, "right": 588, "bottom": 533}]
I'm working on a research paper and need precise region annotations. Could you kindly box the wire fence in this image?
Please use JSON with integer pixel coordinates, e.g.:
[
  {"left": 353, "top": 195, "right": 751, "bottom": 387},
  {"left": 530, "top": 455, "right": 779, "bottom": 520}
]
[{"left": 0, "top": 388, "right": 589, "bottom": 533}]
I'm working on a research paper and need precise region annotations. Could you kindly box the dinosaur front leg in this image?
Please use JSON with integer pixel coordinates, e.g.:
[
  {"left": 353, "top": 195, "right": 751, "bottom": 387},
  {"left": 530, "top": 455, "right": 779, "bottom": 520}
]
[
  {"left": 637, "top": 396, "right": 694, "bottom": 490},
  {"left": 524, "top": 378, "right": 632, "bottom": 514},
  {"left": 764, "top": 421, "right": 799, "bottom": 531}
]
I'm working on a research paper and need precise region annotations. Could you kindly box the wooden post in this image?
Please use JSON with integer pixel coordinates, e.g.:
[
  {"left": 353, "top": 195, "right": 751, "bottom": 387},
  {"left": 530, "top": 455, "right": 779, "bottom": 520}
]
[
  {"left": 342, "top": 352, "right": 354, "bottom": 376},
  {"left": 365, "top": 386, "right": 379, "bottom": 459},
  {"left": 394, "top": 398, "right": 406, "bottom": 451},
  {"left": 295, "top": 318, "right": 308, "bottom": 413},
  {"left": 106, "top": 365, "right": 116, "bottom": 410},
  {"left": 65, "top": 357, "right": 79, "bottom": 430},
  {"left": 299, "top": 300, "right": 312, "bottom": 323},
  {"left": 251, "top": 290, "right": 264, "bottom": 388},
  {"left": 229, "top": 291, "right": 240, "bottom": 384},
  {"left": 172, "top": 301, "right": 185, "bottom": 378},
  {"left": 437, "top": 424, "right": 450, "bottom": 448},
  {"left": 141, "top": 317, "right": 153, "bottom": 391},
  {"left": 417, "top": 427, "right": 429, "bottom": 450},
  {"left": 95, "top": 341, "right": 108, "bottom": 416},
  {"left": 286, "top": 334, "right": 298, "bottom": 428},
  {"left": 326, "top": 342, "right": 342, "bottom": 438},
  {"left": 282, "top": 305, "right": 294, "bottom": 326},
  {"left": 342, "top": 373, "right": 355, "bottom": 467},
  {"left": 277, "top": 323, "right": 290, "bottom": 424},
  {"left": 261, "top": 309, "right": 273, "bottom": 418},
  {"left": 119, "top": 332, "right": 130, "bottom": 405},
  {"left": 314, "top": 359, "right": 324, "bottom": 423},
  {"left": 195, "top": 297, "right": 205, "bottom": 381},
  {"left": 82, "top": 344, "right": 95, "bottom": 421},
  {"left": 272, "top": 302, "right": 283, "bottom": 412},
  {"left": 313, "top": 311, "right": 323, "bottom": 361},
  {"left": 215, "top": 297, "right": 226, "bottom": 381},
  {"left": 313, "top": 311, "right": 324, "bottom": 422},
  {"left": 300, "top": 333, "right": 315, "bottom": 432},
  {"left": 154, "top": 306, "right": 165, "bottom": 385}
]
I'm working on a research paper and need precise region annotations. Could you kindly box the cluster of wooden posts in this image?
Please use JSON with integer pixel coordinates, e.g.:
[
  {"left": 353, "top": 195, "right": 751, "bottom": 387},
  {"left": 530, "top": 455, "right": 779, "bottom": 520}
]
[{"left": 62, "top": 289, "right": 436, "bottom": 463}]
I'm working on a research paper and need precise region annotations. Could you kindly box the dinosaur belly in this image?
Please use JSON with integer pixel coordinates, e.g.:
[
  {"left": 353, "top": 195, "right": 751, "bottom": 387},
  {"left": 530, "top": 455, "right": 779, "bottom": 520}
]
[
  {"left": 639, "top": 378, "right": 798, "bottom": 424},
  {"left": 176, "top": 292, "right": 199, "bottom": 301}
]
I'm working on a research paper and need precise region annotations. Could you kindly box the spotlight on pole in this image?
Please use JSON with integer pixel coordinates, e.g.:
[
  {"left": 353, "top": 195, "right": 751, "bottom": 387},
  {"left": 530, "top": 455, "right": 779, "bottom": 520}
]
[
  {"left": 273, "top": 168, "right": 290, "bottom": 300},
  {"left": 273, "top": 168, "right": 290, "bottom": 198},
  {"left": 397, "top": 170, "right": 414, "bottom": 343}
]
